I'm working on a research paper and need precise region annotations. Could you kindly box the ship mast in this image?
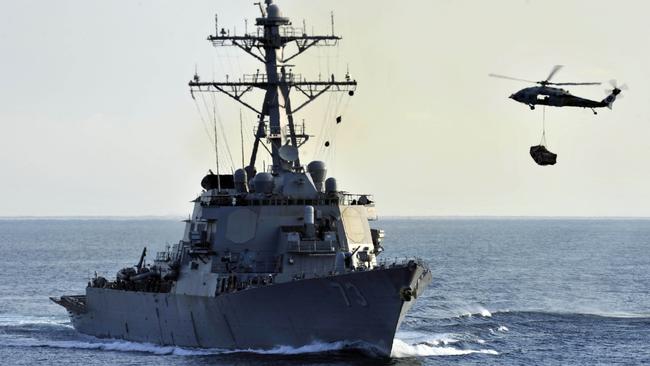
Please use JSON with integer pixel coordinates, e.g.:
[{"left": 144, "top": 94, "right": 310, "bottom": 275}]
[{"left": 189, "top": 0, "right": 356, "bottom": 176}]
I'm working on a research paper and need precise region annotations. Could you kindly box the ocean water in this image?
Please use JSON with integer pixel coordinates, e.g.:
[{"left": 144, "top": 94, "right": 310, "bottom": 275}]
[{"left": 1, "top": 218, "right": 649, "bottom": 365}]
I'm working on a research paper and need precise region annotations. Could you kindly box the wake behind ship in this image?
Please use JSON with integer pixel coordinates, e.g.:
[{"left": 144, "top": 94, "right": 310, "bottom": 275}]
[{"left": 51, "top": 0, "right": 431, "bottom": 356}]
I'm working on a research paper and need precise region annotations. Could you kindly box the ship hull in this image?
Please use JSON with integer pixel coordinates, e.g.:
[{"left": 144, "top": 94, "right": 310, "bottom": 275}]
[{"left": 63, "top": 263, "right": 431, "bottom": 356}]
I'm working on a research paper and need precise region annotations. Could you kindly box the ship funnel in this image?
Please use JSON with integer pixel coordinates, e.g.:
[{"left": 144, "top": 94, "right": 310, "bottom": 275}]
[
  {"left": 234, "top": 169, "right": 248, "bottom": 193},
  {"left": 254, "top": 172, "right": 274, "bottom": 194},
  {"left": 307, "top": 161, "right": 327, "bottom": 192}
]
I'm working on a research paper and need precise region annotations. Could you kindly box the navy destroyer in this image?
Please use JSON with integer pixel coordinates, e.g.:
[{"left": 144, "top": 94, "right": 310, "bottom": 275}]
[{"left": 52, "top": 0, "right": 431, "bottom": 356}]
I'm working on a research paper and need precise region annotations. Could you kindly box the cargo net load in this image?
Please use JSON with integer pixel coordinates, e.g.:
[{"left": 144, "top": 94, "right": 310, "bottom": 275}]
[{"left": 530, "top": 106, "right": 557, "bottom": 166}]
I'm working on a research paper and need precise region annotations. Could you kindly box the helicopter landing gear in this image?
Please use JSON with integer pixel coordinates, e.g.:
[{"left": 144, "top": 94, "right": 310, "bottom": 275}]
[
  {"left": 529, "top": 105, "right": 535, "bottom": 110},
  {"left": 591, "top": 108, "right": 597, "bottom": 115}
]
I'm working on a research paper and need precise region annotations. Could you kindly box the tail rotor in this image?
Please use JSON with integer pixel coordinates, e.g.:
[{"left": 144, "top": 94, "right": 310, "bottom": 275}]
[
  {"left": 605, "top": 79, "right": 628, "bottom": 97},
  {"left": 602, "top": 80, "right": 627, "bottom": 109}
]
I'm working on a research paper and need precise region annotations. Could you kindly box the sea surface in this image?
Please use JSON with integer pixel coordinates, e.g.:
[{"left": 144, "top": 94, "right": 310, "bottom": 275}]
[{"left": 0, "top": 218, "right": 649, "bottom": 365}]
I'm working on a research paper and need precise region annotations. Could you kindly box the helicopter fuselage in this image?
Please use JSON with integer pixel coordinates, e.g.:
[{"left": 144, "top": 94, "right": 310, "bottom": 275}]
[
  {"left": 510, "top": 86, "right": 606, "bottom": 110},
  {"left": 510, "top": 86, "right": 607, "bottom": 109}
]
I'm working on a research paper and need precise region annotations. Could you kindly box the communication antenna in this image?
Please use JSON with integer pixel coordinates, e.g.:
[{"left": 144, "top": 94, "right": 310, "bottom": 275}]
[
  {"left": 330, "top": 11, "right": 335, "bottom": 36},
  {"left": 213, "top": 103, "right": 221, "bottom": 191},
  {"left": 239, "top": 110, "right": 245, "bottom": 168},
  {"left": 193, "top": 64, "right": 200, "bottom": 84}
]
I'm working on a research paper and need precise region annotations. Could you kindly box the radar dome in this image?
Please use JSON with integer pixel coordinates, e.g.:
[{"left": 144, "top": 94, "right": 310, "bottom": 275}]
[
  {"left": 254, "top": 172, "right": 274, "bottom": 194},
  {"left": 267, "top": 4, "right": 282, "bottom": 18},
  {"left": 279, "top": 145, "right": 299, "bottom": 162},
  {"left": 307, "top": 161, "right": 327, "bottom": 192},
  {"left": 325, "top": 177, "right": 338, "bottom": 194}
]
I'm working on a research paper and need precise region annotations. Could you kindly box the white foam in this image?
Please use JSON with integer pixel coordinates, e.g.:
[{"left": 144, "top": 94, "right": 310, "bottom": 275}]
[
  {"left": 391, "top": 339, "right": 498, "bottom": 358},
  {"left": 0, "top": 336, "right": 351, "bottom": 357},
  {"left": 0, "top": 315, "right": 70, "bottom": 327},
  {"left": 497, "top": 326, "right": 509, "bottom": 332},
  {"left": 0, "top": 337, "right": 202, "bottom": 355},
  {"left": 479, "top": 308, "right": 493, "bottom": 317},
  {"left": 1, "top": 331, "right": 499, "bottom": 359},
  {"left": 395, "top": 330, "right": 459, "bottom": 346},
  {"left": 231, "top": 341, "right": 350, "bottom": 355},
  {"left": 460, "top": 307, "right": 492, "bottom": 318}
]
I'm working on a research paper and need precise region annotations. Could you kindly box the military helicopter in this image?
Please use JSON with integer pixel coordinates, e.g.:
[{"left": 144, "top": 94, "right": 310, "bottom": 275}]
[{"left": 489, "top": 65, "right": 626, "bottom": 114}]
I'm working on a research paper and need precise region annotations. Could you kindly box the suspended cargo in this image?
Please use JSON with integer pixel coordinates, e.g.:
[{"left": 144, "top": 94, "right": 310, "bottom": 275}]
[{"left": 529, "top": 145, "right": 557, "bottom": 166}]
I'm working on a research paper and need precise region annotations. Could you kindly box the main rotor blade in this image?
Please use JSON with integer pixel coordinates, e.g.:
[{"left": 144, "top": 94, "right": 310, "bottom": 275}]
[
  {"left": 545, "top": 65, "right": 564, "bottom": 82},
  {"left": 488, "top": 73, "right": 536, "bottom": 83},
  {"left": 551, "top": 82, "right": 601, "bottom": 86}
]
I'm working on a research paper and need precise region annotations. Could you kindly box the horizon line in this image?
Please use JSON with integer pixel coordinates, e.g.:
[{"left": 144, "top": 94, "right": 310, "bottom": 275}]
[{"left": 1, "top": 215, "right": 650, "bottom": 220}]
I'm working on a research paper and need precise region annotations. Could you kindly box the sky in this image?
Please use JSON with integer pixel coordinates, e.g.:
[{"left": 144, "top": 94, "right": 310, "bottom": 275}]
[{"left": 1, "top": 0, "right": 649, "bottom": 217}]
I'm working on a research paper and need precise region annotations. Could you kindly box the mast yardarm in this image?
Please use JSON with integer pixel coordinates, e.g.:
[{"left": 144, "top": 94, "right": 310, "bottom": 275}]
[{"left": 189, "top": 0, "right": 356, "bottom": 174}]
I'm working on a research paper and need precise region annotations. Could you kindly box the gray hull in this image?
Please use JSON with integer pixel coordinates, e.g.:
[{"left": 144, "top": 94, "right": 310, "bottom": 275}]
[{"left": 67, "top": 264, "right": 431, "bottom": 356}]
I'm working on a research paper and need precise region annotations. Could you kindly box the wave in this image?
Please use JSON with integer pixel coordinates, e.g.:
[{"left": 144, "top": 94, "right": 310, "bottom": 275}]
[
  {"left": 460, "top": 309, "right": 492, "bottom": 318},
  {"left": 488, "top": 326, "right": 509, "bottom": 335},
  {"left": 0, "top": 335, "right": 361, "bottom": 357},
  {"left": 0, "top": 315, "right": 71, "bottom": 327},
  {"left": 395, "top": 330, "right": 460, "bottom": 345},
  {"left": 0, "top": 333, "right": 499, "bottom": 359},
  {"left": 227, "top": 341, "right": 353, "bottom": 356},
  {"left": 457, "top": 306, "right": 492, "bottom": 318},
  {"left": 392, "top": 330, "right": 497, "bottom": 358},
  {"left": 391, "top": 339, "right": 498, "bottom": 357},
  {"left": 568, "top": 310, "right": 650, "bottom": 319},
  {"left": 0, "top": 337, "right": 204, "bottom": 356},
  {"left": 429, "top": 307, "right": 650, "bottom": 321},
  {"left": 487, "top": 309, "right": 650, "bottom": 320}
]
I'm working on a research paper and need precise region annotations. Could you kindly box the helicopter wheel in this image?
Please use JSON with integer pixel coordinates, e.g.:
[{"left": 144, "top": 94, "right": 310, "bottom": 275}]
[
  {"left": 529, "top": 105, "right": 535, "bottom": 110},
  {"left": 591, "top": 108, "right": 597, "bottom": 115}
]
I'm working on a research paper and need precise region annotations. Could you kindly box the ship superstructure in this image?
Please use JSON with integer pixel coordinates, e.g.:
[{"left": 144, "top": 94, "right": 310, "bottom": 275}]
[{"left": 52, "top": 1, "right": 431, "bottom": 356}]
